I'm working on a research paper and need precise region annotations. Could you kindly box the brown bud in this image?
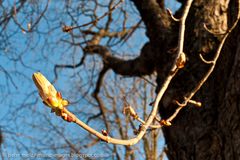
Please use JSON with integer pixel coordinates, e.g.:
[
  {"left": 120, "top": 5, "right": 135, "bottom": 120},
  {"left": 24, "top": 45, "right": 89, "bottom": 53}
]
[
  {"left": 101, "top": 129, "right": 108, "bottom": 136},
  {"left": 61, "top": 112, "right": 73, "bottom": 122},
  {"left": 149, "top": 101, "right": 154, "bottom": 106},
  {"left": 176, "top": 52, "right": 186, "bottom": 69},
  {"left": 160, "top": 120, "right": 172, "bottom": 126},
  {"left": 133, "top": 129, "right": 139, "bottom": 135},
  {"left": 62, "top": 26, "right": 73, "bottom": 32}
]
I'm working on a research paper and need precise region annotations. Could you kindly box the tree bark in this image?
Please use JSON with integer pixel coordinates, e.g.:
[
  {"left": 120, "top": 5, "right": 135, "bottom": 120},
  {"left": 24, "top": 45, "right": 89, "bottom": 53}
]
[{"left": 159, "top": 0, "right": 240, "bottom": 159}]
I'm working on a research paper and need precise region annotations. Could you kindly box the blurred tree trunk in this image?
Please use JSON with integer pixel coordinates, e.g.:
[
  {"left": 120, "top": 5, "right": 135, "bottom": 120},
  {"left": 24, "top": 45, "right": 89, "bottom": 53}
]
[{"left": 157, "top": 0, "right": 240, "bottom": 159}]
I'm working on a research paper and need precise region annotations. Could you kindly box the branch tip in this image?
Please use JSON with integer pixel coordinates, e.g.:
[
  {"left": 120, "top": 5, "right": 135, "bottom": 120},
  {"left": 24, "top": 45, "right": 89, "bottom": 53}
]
[
  {"left": 166, "top": 8, "right": 180, "bottom": 22},
  {"left": 199, "top": 54, "right": 214, "bottom": 64},
  {"left": 176, "top": 52, "right": 186, "bottom": 69},
  {"left": 203, "top": 23, "right": 226, "bottom": 35},
  {"left": 62, "top": 26, "right": 73, "bottom": 32},
  {"left": 160, "top": 120, "right": 172, "bottom": 126}
]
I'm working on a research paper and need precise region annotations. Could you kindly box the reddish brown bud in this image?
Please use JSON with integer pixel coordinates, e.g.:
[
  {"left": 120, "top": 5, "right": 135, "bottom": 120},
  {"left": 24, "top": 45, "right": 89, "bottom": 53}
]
[
  {"left": 133, "top": 129, "right": 139, "bottom": 135},
  {"left": 149, "top": 101, "right": 154, "bottom": 106},
  {"left": 62, "top": 26, "right": 73, "bottom": 32},
  {"left": 66, "top": 115, "right": 73, "bottom": 122},
  {"left": 61, "top": 112, "right": 73, "bottom": 122},
  {"left": 56, "top": 92, "right": 62, "bottom": 99},
  {"left": 101, "top": 129, "right": 108, "bottom": 136}
]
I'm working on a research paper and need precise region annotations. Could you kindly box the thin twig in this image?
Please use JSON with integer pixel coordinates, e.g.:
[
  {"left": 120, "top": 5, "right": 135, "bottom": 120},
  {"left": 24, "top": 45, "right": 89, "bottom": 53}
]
[
  {"left": 136, "top": 0, "right": 196, "bottom": 126},
  {"left": 203, "top": 23, "right": 226, "bottom": 35},
  {"left": 13, "top": 0, "right": 50, "bottom": 33},
  {"left": 60, "top": 0, "right": 194, "bottom": 145},
  {"left": 199, "top": 54, "right": 214, "bottom": 64},
  {"left": 166, "top": 8, "right": 180, "bottom": 22},
  {"left": 63, "top": 65, "right": 177, "bottom": 145},
  {"left": 63, "top": 0, "right": 124, "bottom": 31},
  {"left": 169, "top": 4, "right": 240, "bottom": 121}
]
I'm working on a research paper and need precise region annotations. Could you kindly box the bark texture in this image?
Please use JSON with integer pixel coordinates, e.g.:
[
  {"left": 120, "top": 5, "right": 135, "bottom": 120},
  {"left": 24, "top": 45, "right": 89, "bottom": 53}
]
[
  {"left": 159, "top": 0, "right": 240, "bottom": 159},
  {"left": 83, "top": 0, "right": 239, "bottom": 159}
]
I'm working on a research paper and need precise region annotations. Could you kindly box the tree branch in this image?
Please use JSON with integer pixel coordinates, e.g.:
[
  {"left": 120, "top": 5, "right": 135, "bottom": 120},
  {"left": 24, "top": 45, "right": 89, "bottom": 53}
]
[
  {"left": 170, "top": 1, "right": 240, "bottom": 120},
  {"left": 131, "top": 0, "right": 171, "bottom": 42},
  {"left": 92, "top": 66, "right": 110, "bottom": 131},
  {"left": 83, "top": 43, "right": 155, "bottom": 76}
]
